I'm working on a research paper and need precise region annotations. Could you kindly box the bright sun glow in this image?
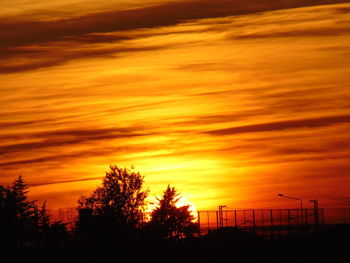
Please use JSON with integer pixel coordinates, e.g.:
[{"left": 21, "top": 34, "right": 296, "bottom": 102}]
[
  {"left": 177, "top": 196, "right": 198, "bottom": 221},
  {"left": 145, "top": 195, "right": 198, "bottom": 222}
]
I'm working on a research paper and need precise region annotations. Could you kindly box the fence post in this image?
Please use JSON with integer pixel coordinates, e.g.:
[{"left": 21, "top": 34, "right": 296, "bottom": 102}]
[
  {"left": 305, "top": 209, "right": 308, "bottom": 225},
  {"left": 216, "top": 211, "right": 219, "bottom": 229},
  {"left": 288, "top": 209, "right": 291, "bottom": 233},
  {"left": 252, "top": 209, "right": 256, "bottom": 232},
  {"left": 207, "top": 211, "right": 210, "bottom": 233},
  {"left": 197, "top": 211, "right": 201, "bottom": 236},
  {"left": 279, "top": 210, "right": 282, "bottom": 226},
  {"left": 301, "top": 208, "right": 304, "bottom": 225},
  {"left": 234, "top": 210, "right": 237, "bottom": 228},
  {"left": 296, "top": 209, "right": 299, "bottom": 224},
  {"left": 321, "top": 208, "right": 325, "bottom": 226},
  {"left": 262, "top": 209, "right": 264, "bottom": 226},
  {"left": 270, "top": 209, "right": 274, "bottom": 239},
  {"left": 314, "top": 200, "right": 319, "bottom": 226},
  {"left": 243, "top": 210, "right": 246, "bottom": 228}
]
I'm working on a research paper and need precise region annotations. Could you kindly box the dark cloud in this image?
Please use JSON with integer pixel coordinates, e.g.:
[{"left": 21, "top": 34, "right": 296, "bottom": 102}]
[
  {"left": 1, "top": 0, "right": 344, "bottom": 48},
  {"left": 217, "top": 133, "right": 350, "bottom": 155},
  {"left": 261, "top": 94, "right": 350, "bottom": 115},
  {"left": 329, "top": 196, "right": 350, "bottom": 204},
  {"left": 175, "top": 62, "right": 238, "bottom": 72},
  {"left": 0, "top": 111, "right": 91, "bottom": 132},
  {"left": 61, "top": 33, "right": 137, "bottom": 44},
  {"left": 0, "top": 59, "right": 67, "bottom": 74},
  {"left": 0, "top": 44, "right": 177, "bottom": 73},
  {"left": 232, "top": 27, "right": 350, "bottom": 39},
  {"left": 174, "top": 111, "right": 258, "bottom": 126},
  {"left": 1, "top": 0, "right": 347, "bottom": 73},
  {"left": 241, "top": 153, "right": 350, "bottom": 167},
  {"left": 0, "top": 144, "right": 143, "bottom": 169},
  {"left": 336, "top": 6, "right": 350, "bottom": 13},
  {"left": 265, "top": 140, "right": 350, "bottom": 157},
  {"left": 0, "top": 127, "right": 152, "bottom": 155},
  {"left": 0, "top": 119, "right": 53, "bottom": 128},
  {"left": 0, "top": 151, "right": 103, "bottom": 168},
  {"left": 61, "top": 28, "right": 205, "bottom": 45},
  {"left": 175, "top": 85, "right": 350, "bottom": 127},
  {"left": 27, "top": 176, "right": 103, "bottom": 187},
  {"left": 205, "top": 115, "right": 350, "bottom": 136},
  {"left": 0, "top": 142, "right": 160, "bottom": 173}
]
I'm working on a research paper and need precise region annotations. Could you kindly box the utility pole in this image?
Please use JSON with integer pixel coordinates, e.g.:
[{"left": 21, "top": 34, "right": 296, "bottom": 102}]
[{"left": 309, "top": 200, "right": 319, "bottom": 225}]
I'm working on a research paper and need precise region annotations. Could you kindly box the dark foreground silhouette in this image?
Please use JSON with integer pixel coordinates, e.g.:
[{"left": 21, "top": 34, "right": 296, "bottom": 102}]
[
  {"left": 1, "top": 167, "right": 349, "bottom": 262},
  {"left": 1, "top": 225, "right": 349, "bottom": 263}
]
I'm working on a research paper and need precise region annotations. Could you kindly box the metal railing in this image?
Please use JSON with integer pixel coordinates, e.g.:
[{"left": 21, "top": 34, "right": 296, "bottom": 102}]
[
  {"left": 197, "top": 208, "right": 326, "bottom": 238},
  {"left": 49, "top": 206, "right": 350, "bottom": 237}
]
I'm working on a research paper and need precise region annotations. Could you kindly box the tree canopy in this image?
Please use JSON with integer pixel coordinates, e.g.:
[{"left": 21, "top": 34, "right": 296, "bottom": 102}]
[
  {"left": 78, "top": 165, "right": 149, "bottom": 226},
  {"left": 1, "top": 167, "right": 200, "bottom": 251},
  {"left": 149, "top": 185, "right": 198, "bottom": 241},
  {"left": 0, "top": 176, "right": 68, "bottom": 249}
]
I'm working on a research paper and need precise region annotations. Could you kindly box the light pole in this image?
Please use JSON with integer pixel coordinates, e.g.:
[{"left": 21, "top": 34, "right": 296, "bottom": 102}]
[
  {"left": 277, "top": 194, "right": 303, "bottom": 209},
  {"left": 218, "top": 205, "right": 226, "bottom": 228},
  {"left": 278, "top": 193, "right": 304, "bottom": 224}
]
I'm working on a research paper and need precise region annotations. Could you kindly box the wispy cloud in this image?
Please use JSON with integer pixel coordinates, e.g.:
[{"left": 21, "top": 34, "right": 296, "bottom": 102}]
[
  {"left": 1, "top": 2, "right": 350, "bottom": 210},
  {"left": 205, "top": 115, "right": 350, "bottom": 136}
]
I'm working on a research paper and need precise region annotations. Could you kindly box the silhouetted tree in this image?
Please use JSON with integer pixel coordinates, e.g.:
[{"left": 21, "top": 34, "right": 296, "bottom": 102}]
[
  {"left": 149, "top": 185, "right": 197, "bottom": 241},
  {"left": 0, "top": 176, "right": 68, "bottom": 250},
  {"left": 76, "top": 165, "right": 149, "bottom": 245},
  {"left": 38, "top": 201, "right": 50, "bottom": 228},
  {"left": 0, "top": 185, "right": 12, "bottom": 245},
  {"left": 12, "top": 176, "right": 36, "bottom": 223},
  {"left": 0, "top": 185, "right": 10, "bottom": 217},
  {"left": 44, "top": 220, "right": 70, "bottom": 248},
  {"left": 57, "top": 207, "right": 77, "bottom": 231},
  {"left": 0, "top": 176, "right": 44, "bottom": 248}
]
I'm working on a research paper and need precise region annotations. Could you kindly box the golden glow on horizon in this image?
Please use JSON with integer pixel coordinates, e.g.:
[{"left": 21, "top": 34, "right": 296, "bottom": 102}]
[
  {"left": 145, "top": 195, "right": 198, "bottom": 221},
  {"left": 1, "top": 2, "right": 350, "bottom": 211}
]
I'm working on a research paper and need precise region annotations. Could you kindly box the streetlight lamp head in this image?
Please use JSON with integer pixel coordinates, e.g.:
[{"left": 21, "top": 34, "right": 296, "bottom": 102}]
[{"left": 277, "top": 194, "right": 284, "bottom": 197}]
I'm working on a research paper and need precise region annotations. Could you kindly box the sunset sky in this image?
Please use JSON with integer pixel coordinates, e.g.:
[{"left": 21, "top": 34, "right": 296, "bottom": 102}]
[{"left": 1, "top": 0, "right": 350, "bottom": 212}]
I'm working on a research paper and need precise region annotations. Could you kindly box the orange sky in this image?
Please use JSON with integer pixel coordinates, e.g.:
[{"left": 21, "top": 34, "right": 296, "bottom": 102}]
[{"left": 1, "top": 0, "right": 350, "bottom": 212}]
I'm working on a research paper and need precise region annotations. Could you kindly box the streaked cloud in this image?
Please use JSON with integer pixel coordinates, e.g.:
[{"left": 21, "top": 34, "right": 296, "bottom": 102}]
[
  {"left": 2, "top": 0, "right": 344, "bottom": 46},
  {"left": 205, "top": 115, "right": 350, "bottom": 136},
  {"left": 1, "top": 0, "right": 348, "bottom": 74},
  {"left": 1, "top": 1, "right": 350, "bottom": 211},
  {"left": 0, "top": 126, "right": 153, "bottom": 154}
]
